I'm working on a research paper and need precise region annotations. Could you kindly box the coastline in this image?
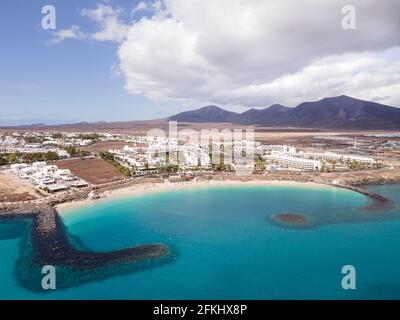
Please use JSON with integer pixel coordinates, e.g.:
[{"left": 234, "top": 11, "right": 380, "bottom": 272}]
[
  {"left": 0, "top": 178, "right": 397, "bottom": 291},
  {"left": 56, "top": 179, "right": 342, "bottom": 213}
]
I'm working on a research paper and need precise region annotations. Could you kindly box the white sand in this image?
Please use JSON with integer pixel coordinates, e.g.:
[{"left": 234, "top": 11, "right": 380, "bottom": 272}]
[{"left": 56, "top": 179, "right": 337, "bottom": 214}]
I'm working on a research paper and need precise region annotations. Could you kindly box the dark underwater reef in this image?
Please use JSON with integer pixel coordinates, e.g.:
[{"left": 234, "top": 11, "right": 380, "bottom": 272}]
[{"left": 269, "top": 186, "right": 398, "bottom": 229}]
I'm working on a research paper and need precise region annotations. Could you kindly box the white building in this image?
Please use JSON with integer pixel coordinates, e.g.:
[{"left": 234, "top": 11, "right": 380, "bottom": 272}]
[
  {"left": 304, "top": 151, "right": 375, "bottom": 165},
  {"left": 265, "top": 145, "right": 297, "bottom": 154},
  {"left": 265, "top": 154, "right": 321, "bottom": 171},
  {"left": 8, "top": 161, "right": 88, "bottom": 192}
]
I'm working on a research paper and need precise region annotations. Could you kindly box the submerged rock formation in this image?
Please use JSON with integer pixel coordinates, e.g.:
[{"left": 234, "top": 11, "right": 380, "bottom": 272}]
[{"left": 270, "top": 213, "right": 312, "bottom": 228}]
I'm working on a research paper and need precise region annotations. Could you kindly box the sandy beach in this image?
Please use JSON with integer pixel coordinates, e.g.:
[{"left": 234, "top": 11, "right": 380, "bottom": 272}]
[{"left": 56, "top": 179, "right": 339, "bottom": 213}]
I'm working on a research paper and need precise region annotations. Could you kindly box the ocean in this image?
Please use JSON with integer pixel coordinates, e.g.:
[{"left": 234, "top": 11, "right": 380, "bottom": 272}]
[{"left": 1, "top": 184, "right": 400, "bottom": 299}]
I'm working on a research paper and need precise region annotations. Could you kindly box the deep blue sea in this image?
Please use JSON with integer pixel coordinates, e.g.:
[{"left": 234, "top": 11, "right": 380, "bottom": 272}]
[{"left": 1, "top": 184, "right": 400, "bottom": 299}]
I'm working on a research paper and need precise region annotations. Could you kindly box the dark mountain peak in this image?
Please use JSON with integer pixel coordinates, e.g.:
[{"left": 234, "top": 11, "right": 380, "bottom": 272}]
[
  {"left": 198, "top": 105, "right": 224, "bottom": 111},
  {"left": 237, "top": 104, "right": 291, "bottom": 125},
  {"left": 242, "top": 104, "right": 288, "bottom": 115},
  {"left": 327, "top": 94, "right": 353, "bottom": 100},
  {"left": 26, "top": 123, "right": 46, "bottom": 127},
  {"left": 318, "top": 95, "right": 385, "bottom": 109},
  {"left": 267, "top": 104, "right": 289, "bottom": 111},
  {"left": 303, "top": 95, "right": 397, "bottom": 112},
  {"left": 241, "top": 107, "right": 258, "bottom": 114},
  {"left": 167, "top": 95, "right": 400, "bottom": 129},
  {"left": 303, "top": 94, "right": 354, "bottom": 105},
  {"left": 8, "top": 96, "right": 399, "bottom": 131},
  {"left": 289, "top": 95, "right": 400, "bottom": 129},
  {"left": 169, "top": 105, "right": 239, "bottom": 123}
]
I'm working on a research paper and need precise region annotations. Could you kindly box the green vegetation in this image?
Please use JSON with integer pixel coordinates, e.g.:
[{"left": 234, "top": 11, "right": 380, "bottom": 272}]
[
  {"left": 325, "top": 159, "right": 338, "bottom": 171},
  {"left": 321, "top": 159, "right": 338, "bottom": 172},
  {"left": 212, "top": 161, "right": 232, "bottom": 172},
  {"left": 159, "top": 164, "right": 179, "bottom": 174},
  {"left": 78, "top": 133, "right": 100, "bottom": 142},
  {"left": 210, "top": 152, "right": 233, "bottom": 172},
  {"left": 347, "top": 160, "right": 367, "bottom": 171},
  {"left": 320, "top": 163, "right": 332, "bottom": 173},
  {"left": 0, "top": 152, "right": 59, "bottom": 165},
  {"left": 65, "top": 146, "right": 78, "bottom": 157},
  {"left": 0, "top": 156, "right": 8, "bottom": 166},
  {"left": 254, "top": 155, "right": 266, "bottom": 173},
  {"left": 23, "top": 152, "right": 59, "bottom": 163},
  {"left": 24, "top": 136, "right": 43, "bottom": 144},
  {"left": 52, "top": 133, "right": 63, "bottom": 139},
  {"left": 100, "top": 152, "right": 132, "bottom": 177},
  {"left": 208, "top": 145, "right": 232, "bottom": 172},
  {"left": 65, "top": 146, "right": 90, "bottom": 158},
  {"left": 9, "top": 153, "right": 18, "bottom": 163},
  {"left": 99, "top": 151, "right": 114, "bottom": 161}
]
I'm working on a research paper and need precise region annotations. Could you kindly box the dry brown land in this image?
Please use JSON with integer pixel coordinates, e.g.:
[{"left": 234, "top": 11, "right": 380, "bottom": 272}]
[
  {"left": 1, "top": 119, "right": 391, "bottom": 136},
  {"left": 54, "top": 158, "right": 125, "bottom": 185},
  {"left": 0, "top": 171, "right": 41, "bottom": 202},
  {"left": 1, "top": 120, "right": 396, "bottom": 152},
  {"left": 320, "top": 168, "right": 400, "bottom": 185},
  {"left": 81, "top": 141, "right": 136, "bottom": 153}
]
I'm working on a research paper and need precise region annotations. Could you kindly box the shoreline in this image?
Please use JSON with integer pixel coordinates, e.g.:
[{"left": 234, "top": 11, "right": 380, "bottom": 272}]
[
  {"left": 0, "top": 178, "right": 396, "bottom": 291},
  {"left": 56, "top": 179, "right": 345, "bottom": 213}
]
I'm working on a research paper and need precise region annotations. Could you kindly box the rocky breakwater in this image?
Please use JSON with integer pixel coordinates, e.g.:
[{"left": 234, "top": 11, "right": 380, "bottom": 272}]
[
  {"left": 0, "top": 204, "right": 171, "bottom": 291},
  {"left": 33, "top": 205, "right": 169, "bottom": 268},
  {"left": 333, "top": 184, "right": 396, "bottom": 212}
]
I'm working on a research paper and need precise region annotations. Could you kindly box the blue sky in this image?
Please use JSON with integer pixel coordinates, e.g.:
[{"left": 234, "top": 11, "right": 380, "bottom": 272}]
[
  {"left": 0, "top": 0, "right": 179, "bottom": 125},
  {"left": 1, "top": 0, "right": 399, "bottom": 125}
]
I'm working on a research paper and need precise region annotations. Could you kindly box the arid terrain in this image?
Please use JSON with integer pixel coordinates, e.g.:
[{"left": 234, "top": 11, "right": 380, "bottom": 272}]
[
  {"left": 319, "top": 167, "right": 400, "bottom": 185},
  {"left": 0, "top": 171, "right": 41, "bottom": 202},
  {"left": 2, "top": 115, "right": 396, "bottom": 152},
  {"left": 54, "top": 158, "right": 125, "bottom": 185},
  {"left": 81, "top": 141, "right": 136, "bottom": 153}
]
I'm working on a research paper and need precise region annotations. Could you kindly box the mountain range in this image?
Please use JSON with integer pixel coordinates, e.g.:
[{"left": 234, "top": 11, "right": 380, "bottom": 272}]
[
  {"left": 169, "top": 95, "right": 400, "bottom": 129},
  {"left": 2, "top": 95, "right": 399, "bottom": 130}
]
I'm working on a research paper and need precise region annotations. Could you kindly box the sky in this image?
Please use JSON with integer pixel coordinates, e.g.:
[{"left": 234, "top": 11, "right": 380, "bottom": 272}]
[{"left": 0, "top": 0, "right": 399, "bottom": 125}]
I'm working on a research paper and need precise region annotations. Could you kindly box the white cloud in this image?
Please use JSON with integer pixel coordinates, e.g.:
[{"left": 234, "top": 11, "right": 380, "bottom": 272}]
[
  {"left": 81, "top": 3, "right": 129, "bottom": 42},
  {"left": 116, "top": 0, "right": 400, "bottom": 107},
  {"left": 48, "top": 25, "right": 86, "bottom": 44},
  {"left": 132, "top": 0, "right": 165, "bottom": 17},
  {"left": 217, "top": 50, "right": 400, "bottom": 107},
  {"left": 151, "top": 1, "right": 163, "bottom": 13},
  {"left": 49, "top": 3, "right": 129, "bottom": 44},
  {"left": 132, "top": 1, "right": 148, "bottom": 16},
  {"left": 48, "top": 0, "right": 400, "bottom": 108}
]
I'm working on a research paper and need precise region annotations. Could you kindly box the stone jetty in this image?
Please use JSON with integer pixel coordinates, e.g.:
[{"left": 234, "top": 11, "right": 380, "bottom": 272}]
[
  {"left": 332, "top": 184, "right": 396, "bottom": 212},
  {"left": 0, "top": 203, "right": 169, "bottom": 269}
]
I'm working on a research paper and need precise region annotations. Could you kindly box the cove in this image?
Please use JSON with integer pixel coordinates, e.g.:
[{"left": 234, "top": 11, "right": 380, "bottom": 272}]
[{"left": 1, "top": 184, "right": 400, "bottom": 299}]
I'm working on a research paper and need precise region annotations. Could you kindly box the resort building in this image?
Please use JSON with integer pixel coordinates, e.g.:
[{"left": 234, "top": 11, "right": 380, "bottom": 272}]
[
  {"left": 265, "top": 154, "right": 321, "bottom": 171},
  {"left": 304, "top": 152, "right": 375, "bottom": 165},
  {"left": 264, "top": 145, "right": 297, "bottom": 154},
  {"left": 8, "top": 161, "right": 88, "bottom": 192}
]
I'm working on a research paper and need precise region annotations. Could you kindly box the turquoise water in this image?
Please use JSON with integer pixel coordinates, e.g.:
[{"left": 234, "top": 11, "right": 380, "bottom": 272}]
[{"left": 1, "top": 184, "right": 400, "bottom": 299}]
